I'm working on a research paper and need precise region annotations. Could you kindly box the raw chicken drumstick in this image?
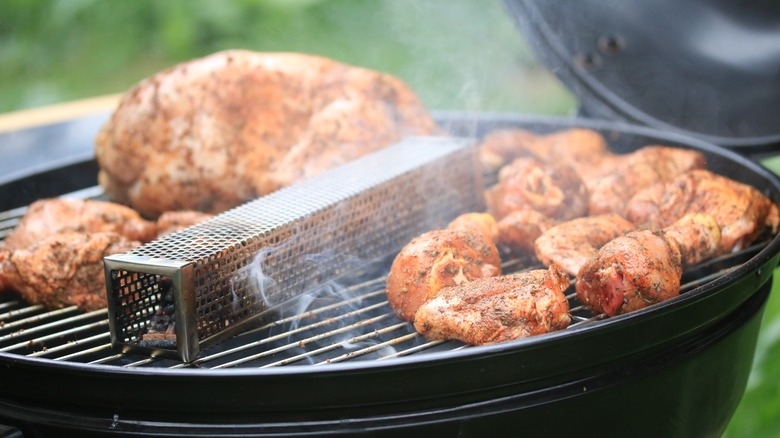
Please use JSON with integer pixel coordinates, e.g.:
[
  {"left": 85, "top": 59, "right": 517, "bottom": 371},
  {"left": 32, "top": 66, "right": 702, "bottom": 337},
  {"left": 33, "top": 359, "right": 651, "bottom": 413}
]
[
  {"left": 576, "top": 213, "right": 722, "bottom": 316},
  {"left": 534, "top": 214, "right": 636, "bottom": 277},
  {"left": 625, "top": 169, "right": 779, "bottom": 253},
  {"left": 414, "top": 264, "right": 571, "bottom": 345},
  {"left": 385, "top": 229, "right": 501, "bottom": 322}
]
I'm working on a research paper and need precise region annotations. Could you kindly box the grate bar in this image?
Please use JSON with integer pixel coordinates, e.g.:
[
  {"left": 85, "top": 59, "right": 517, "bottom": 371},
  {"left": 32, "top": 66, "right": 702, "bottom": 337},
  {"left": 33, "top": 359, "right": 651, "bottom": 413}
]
[
  {"left": 183, "top": 300, "right": 390, "bottom": 368},
  {"left": 0, "top": 304, "right": 48, "bottom": 327},
  {"left": 317, "top": 330, "right": 420, "bottom": 365},
  {"left": 28, "top": 331, "right": 111, "bottom": 358},
  {"left": 259, "top": 318, "right": 407, "bottom": 368},
  {"left": 55, "top": 342, "right": 113, "bottom": 362},
  {"left": 0, "top": 308, "right": 104, "bottom": 343},
  {"left": 0, "top": 318, "right": 109, "bottom": 353},
  {"left": 214, "top": 313, "right": 396, "bottom": 369},
  {"left": 377, "top": 339, "right": 450, "bottom": 360}
]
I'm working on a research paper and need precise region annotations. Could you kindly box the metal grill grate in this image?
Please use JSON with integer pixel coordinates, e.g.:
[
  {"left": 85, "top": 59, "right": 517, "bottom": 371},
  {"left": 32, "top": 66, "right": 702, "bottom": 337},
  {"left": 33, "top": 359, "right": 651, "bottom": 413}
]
[
  {"left": 104, "top": 137, "right": 485, "bottom": 361},
  {"left": 0, "top": 150, "right": 768, "bottom": 370},
  {"left": 0, "top": 241, "right": 760, "bottom": 369}
]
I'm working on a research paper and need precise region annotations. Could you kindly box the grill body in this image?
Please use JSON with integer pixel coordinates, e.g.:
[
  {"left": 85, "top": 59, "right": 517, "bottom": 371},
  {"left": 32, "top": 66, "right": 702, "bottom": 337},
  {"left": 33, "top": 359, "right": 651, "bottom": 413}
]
[{"left": 0, "top": 114, "right": 778, "bottom": 437}]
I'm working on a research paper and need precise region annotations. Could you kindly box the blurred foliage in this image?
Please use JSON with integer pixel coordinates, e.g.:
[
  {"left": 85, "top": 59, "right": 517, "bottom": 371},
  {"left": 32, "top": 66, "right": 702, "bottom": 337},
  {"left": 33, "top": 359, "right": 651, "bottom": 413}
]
[
  {"left": 2, "top": 1, "right": 779, "bottom": 436},
  {"left": 0, "top": 0, "right": 575, "bottom": 114},
  {"left": 724, "top": 155, "right": 780, "bottom": 438}
]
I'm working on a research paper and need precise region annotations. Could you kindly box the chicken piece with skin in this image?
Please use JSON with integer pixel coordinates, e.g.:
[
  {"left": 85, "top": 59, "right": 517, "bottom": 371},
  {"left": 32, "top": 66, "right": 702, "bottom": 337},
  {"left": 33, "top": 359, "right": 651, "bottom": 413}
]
[
  {"left": 584, "top": 146, "right": 707, "bottom": 215},
  {"left": 1, "top": 198, "right": 157, "bottom": 253},
  {"left": 576, "top": 213, "right": 721, "bottom": 316},
  {"left": 386, "top": 229, "right": 502, "bottom": 322},
  {"left": 496, "top": 208, "right": 558, "bottom": 258},
  {"left": 95, "top": 50, "right": 440, "bottom": 218},
  {"left": 485, "top": 157, "right": 589, "bottom": 221},
  {"left": 625, "top": 169, "right": 779, "bottom": 253},
  {"left": 414, "top": 264, "right": 571, "bottom": 345},
  {"left": 0, "top": 232, "right": 140, "bottom": 311},
  {"left": 528, "top": 128, "right": 613, "bottom": 177},
  {"left": 479, "top": 128, "right": 612, "bottom": 175},
  {"left": 446, "top": 212, "right": 499, "bottom": 243},
  {"left": 479, "top": 129, "right": 539, "bottom": 173},
  {"left": 155, "top": 210, "right": 214, "bottom": 237},
  {"left": 534, "top": 214, "right": 635, "bottom": 277}
]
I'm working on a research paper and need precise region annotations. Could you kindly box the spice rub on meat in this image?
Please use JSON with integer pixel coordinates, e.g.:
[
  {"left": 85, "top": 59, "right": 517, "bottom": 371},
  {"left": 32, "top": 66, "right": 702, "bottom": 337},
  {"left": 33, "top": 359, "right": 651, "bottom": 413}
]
[
  {"left": 95, "top": 50, "right": 441, "bottom": 218},
  {"left": 1, "top": 198, "right": 157, "bottom": 253},
  {"left": 414, "top": 264, "right": 571, "bottom": 345},
  {"left": 0, "top": 232, "right": 141, "bottom": 311},
  {"left": 0, "top": 198, "right": 212, "bottom": 311},
  {"left": 576, "top": 214, "right": 722, "bottom": 316},
  {"left": 385, "top": 229, "right": 501, "bottom": 322},
  {"left": 534, "top": 214, "right": 635, "bottom": 277},
  {"left": 625, "top": 169, "right": 780, "bottom": 253},
  {"left": 485, "top": 157, "right": 589, "bottom": 221}
]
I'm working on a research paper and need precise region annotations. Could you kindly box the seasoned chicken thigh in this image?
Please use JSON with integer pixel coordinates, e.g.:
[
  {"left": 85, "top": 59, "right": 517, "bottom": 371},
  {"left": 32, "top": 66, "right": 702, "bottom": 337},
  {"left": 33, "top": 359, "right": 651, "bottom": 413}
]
[
  {"left": 1, "top": 198, "right": 157, "bottom": 253},
  {"left": 155, "top": 210, "right": 214, "bottom": 237},
  {"left": 534, "top": 214, "right": 635, "bottom": 276},
  {"left": 0, "top": 232, "right": 140, "bottom": 311},
  {"left": 414, "top": 264, "right": 571, "bottom": 345},
  {"left": 496, "top": 208, "right": 558, "bottom": 258},
  {"left": 625, "top": 169, "right": 779, "bottom": 253},
  {"left": 576, "top": 229, "right": 682, "bottom": 316},
  {"left": 447, "top": 212, "right": 499, "bottom": 243},
  {"left": 526, "top": 128, "right": 613, "bottom": 175},
  {"left": 386, "top": 229, "right": 501, "bottom": 322},
  {"left": 485, "top": 157, "right": 589, "bottom": 221},
  {"left": 576, "top": 213, "right": 722, "bottom": 316},
  {"left": 478, "top": 128, "right": 538, "bottom": 173},
  {"left": 585, "top": 146, "right": 706, "bottom": 215}
]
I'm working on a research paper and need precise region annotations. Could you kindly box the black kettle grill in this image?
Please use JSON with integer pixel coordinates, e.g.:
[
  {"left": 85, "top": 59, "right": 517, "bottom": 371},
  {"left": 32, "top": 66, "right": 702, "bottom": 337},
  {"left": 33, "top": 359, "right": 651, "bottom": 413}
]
[{"left": 0, "top": 1, "right": 779, "bottom": 436}]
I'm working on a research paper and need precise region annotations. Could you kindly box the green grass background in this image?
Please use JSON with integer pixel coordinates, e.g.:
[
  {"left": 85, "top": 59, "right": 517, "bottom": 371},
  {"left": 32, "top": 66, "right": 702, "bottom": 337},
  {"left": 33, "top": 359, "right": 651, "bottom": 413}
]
[{"left": 1, "top": 1, "right": 777, "bottom": 435}]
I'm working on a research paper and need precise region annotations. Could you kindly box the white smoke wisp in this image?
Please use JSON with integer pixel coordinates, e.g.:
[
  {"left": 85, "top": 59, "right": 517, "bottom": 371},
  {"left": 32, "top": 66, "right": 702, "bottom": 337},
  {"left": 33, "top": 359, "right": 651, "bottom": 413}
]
[{"left": 229, "top": 246, "right": 278, "bottom": 313}]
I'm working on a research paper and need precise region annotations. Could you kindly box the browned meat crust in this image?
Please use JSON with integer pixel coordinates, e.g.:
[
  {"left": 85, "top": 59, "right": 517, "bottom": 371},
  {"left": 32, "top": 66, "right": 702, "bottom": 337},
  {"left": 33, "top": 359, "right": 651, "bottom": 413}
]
[
  {"left": 1, "top": 198, "right": 156, "bottom": 253},
  {"left": 95, "top": 50, "right": 441, "bottom": 218},
  {"left": 385, "top": 229, "right": 501, "bottom": 322},
  {"left": 0, "top": 232, "right": 140, "bottom": 311},
  {"left": 534, "top": 214, "right": 635, "bottom": 277},
  {"left": 485, "top": 157, "right": 589, "bottom": 221},
  {"left": 414, "top": 264, "right": 571, "bottom": 345},
  {"left": 626, "top": 169, "right": 779, "bottom": 253}
]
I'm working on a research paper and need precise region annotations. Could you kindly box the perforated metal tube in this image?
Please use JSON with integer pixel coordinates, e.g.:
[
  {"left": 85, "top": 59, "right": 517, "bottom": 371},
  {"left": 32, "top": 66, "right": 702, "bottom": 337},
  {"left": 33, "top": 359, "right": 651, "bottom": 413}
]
[{"left": 104, "top": 137, "right": 483, "bottom": 361}]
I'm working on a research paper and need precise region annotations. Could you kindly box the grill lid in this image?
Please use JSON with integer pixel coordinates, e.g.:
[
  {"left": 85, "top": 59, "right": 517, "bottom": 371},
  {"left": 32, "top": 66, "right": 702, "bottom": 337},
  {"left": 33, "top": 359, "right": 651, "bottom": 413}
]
[{"left": 505, "top": 0, "right": 780, "bottom": 152}]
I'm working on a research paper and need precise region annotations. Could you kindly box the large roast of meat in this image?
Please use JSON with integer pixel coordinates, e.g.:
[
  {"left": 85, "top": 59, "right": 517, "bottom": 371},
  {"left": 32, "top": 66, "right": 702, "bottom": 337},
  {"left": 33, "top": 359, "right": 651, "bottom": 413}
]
[{"left": 94, "top": 49, "right": 440, "bottom": 218}]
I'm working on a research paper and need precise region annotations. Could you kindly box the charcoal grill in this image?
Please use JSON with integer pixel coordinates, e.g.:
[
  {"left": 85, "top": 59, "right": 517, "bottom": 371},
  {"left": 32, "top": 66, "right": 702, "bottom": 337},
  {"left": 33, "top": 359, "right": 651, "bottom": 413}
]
[
  {"left": 2, "top": 1, "right": 780, "bottom": 436},
  {"left": 0, "top": 113, "right": 778, "bottom": 437}
]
